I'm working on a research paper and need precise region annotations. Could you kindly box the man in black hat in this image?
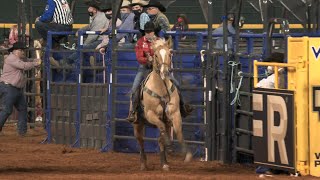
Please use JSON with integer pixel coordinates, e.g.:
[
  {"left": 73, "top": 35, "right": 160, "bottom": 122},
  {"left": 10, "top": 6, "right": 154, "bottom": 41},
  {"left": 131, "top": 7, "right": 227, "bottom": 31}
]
[
  {"left": 144, "top": 0, "right": 170, "bottom": 36},
  {"left": 0, "top": 42, "right": 41, "bottom": 136},
  {"left": 35, "top": 0, "right": 73, "bottom": 47}
]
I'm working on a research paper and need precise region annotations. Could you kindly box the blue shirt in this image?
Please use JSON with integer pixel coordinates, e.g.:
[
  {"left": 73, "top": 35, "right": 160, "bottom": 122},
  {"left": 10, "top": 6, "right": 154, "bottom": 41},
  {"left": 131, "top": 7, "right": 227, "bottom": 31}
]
[
  {"left": 39, "top": 0, "right": 73, "bottom": 25},
  {"left": 212, "top": 23, "right": 235, "bottom": 50}
]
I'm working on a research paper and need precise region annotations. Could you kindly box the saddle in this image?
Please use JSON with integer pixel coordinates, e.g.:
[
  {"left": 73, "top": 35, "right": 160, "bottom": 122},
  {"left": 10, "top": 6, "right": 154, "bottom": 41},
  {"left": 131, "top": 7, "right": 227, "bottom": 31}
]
[{"left": 134, "top": 72, "right": 175, "bottom": 127}]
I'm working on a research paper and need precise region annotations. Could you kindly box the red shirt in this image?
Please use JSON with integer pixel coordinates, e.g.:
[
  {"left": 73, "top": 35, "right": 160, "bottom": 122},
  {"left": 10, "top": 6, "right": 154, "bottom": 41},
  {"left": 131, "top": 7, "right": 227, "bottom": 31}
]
[{"left": 135, "top": 36, "right": 158, "bottom": 65}]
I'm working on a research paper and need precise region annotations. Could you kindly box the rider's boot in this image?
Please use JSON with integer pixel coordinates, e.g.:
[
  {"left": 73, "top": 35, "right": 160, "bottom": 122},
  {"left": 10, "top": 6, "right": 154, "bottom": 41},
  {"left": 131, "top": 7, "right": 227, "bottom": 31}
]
[
  {"left": 178, "top": 91, "right": 194, "bottom": 118},
  {"left": 126, "top": 91, "right": 139, "bottom": 123}
]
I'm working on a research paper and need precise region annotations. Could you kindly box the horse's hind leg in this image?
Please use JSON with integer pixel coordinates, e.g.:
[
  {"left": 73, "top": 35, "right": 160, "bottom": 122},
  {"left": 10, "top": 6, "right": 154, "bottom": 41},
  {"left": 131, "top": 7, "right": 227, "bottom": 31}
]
[
  {"left": 133, "top": 122, "right": 147, "bottom": 170},
  {"left": 171, "top": 112, "right": 193, "bottom": 162}
]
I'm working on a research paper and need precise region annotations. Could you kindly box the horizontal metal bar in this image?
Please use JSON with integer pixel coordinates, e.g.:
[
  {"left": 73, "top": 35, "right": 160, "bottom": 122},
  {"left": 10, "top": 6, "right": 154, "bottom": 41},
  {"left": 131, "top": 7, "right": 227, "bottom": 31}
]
[
  {"left": 25, "top": 93, "right": 44, "bottom": 96},
  {"left": 172, "top": 68, "right": 204, "bottom": 72},
  {"left": 235, "top": 128, "right": 253, "bottom": 135},
  {"left": 114, "top": 101, "right": 129, "bottom": 104},
  {"left": 113, "top": 135, "right": 205, "bottom": 145},
  {"left": 48, "top": 31, "right": 75, "bottom": 35},
  {"left": 239, "top": 91, "right": 252, "bottom": 97},
  {"left": 114, "top": 118, "right": 205, "bottom": 127},
  {"left": 235, "top": 146, "right": 254, "bottom": 154},
  {"left": 235, "top": 110, "right": 253, "bottom": 116},
  {"left": 115, "top": 66, "right": 138, "bottom": 70},
  {"left": 113, "top": 83, "right": 131, "bottom": 87},
  {"left": 115, "top": 49, "right": 135, "bottom": 52}
]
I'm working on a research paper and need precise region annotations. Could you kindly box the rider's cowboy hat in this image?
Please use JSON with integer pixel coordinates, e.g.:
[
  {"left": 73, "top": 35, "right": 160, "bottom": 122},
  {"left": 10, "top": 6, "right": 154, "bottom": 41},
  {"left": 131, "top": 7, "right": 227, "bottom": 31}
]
[
  {"left": 144, "top": 22, "right": 156, "bottom": 32},
  {"left": 121, "top": 0, "right": 131, "bottom": 8},
  {"left": 263, "top": 52, "right": 284, "bottom": 63},
  {"left": 143, "top": 0, "right": 166, "bottom": 12},
  {"left": 130, "top": 0, "right": 149, "bottom": 6},
  {"left": 8, "top": 42, "right": 27, "bottom": 52},
  {"left": 84, "top": 0, "right": 101, "bottom": 10}
]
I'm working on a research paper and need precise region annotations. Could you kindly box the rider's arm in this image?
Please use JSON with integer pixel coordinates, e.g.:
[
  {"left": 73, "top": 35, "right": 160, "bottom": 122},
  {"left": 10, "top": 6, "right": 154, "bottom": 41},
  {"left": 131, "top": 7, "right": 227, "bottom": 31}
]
[{"left": 135, "top": 39, "right": 147, "bottom": 65}]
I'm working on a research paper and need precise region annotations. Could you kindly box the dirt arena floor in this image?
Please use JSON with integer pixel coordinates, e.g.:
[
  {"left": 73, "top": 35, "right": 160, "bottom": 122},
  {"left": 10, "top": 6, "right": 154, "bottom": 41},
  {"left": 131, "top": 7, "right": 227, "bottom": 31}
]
[{"left": 0, "top": 123, "right": 316, "bottom": 180}]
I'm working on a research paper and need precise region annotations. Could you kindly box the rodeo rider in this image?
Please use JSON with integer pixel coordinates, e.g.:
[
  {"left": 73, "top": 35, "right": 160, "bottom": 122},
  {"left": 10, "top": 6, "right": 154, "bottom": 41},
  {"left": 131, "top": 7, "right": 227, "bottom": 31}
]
[{"left": 126, "top": 22, "right": 193, "bottom": 123}]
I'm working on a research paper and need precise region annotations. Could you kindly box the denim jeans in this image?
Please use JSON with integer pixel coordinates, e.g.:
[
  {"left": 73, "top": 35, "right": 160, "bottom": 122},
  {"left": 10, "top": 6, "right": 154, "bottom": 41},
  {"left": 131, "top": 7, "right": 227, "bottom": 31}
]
[
  {"left": 35, "top": 21, "right": 72, "bottom": 46},
  {"left": 0, "top": 83, "right": 27, "bottom": 135},
  {"left": 130, "top": 64, "right": 150, "bottom": 94},
  {"left": 67, "top": 40, "right": 102, "bottom": 65}
]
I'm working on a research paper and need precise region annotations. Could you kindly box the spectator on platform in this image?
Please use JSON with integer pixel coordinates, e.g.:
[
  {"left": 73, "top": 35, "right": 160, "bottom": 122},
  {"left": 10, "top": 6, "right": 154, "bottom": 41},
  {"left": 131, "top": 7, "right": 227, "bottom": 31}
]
[
  {"left": 95, "top": 2, "right": 122, "bottom": 51},
  {"left": 171, "top": 14, "right": 189, "bottom": 40},
  {"left": 0, "top": 42, "right": 41, "bottom": 136},
  {"left": 50, "top": 0, "right": 107, "bottom": 66},
  {"left": 117, "top": 1, "right": 135, "bottom": 45},
  {"left": 212, "top": 13, "right": 235, "bottom": 50},
  {"left": 144, "top": 0, "right": 170, "bottom": 34},
  {"left": 130, "top": 0, "right": 150, "bottom": 40},
  {"left": 35, "top": 0, "right": 73, "bottom": 47},
  {"left": 98, "top": 0, "right": 135, "bottom": 51}
]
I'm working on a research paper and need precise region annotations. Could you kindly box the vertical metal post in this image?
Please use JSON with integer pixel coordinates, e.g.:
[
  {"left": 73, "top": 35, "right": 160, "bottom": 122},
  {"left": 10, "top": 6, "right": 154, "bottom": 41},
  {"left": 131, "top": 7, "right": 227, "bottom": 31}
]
[
  {"left": 221, "top": 0, "right": 231, "bottom": 163},
  {"left": 73, "top": 31, "right": 84, "bottom": 148},
  {"left": 28, "top": 0, "right": 34, "bottom": 46},
  {"left": 206, "top": 0, "right": 215, "bottom": 161},
  {"left": 17, "top": 0, "right": 21, "bottom": 42},
  {"left": 21, "top": 0, "right": 26, "bottom": 44},
  {"left": 45, "top": 32, "right": 53, "bottom": 143},
  {"left": 110, "top": 0, "right": 123, "bottom": 150}
]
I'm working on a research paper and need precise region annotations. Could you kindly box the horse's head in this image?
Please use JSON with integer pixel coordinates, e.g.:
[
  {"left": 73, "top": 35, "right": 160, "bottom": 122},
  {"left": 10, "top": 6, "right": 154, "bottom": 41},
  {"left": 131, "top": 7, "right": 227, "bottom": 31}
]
[{"left": 152, "top": 39, "right": 173, "bottom": 80}]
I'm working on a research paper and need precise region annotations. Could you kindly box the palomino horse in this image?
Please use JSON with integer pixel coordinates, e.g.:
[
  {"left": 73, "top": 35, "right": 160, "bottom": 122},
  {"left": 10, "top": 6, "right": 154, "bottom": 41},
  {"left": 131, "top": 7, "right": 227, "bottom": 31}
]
[{"left": 134, "top": 39, "right": 192, "bottom": 171}]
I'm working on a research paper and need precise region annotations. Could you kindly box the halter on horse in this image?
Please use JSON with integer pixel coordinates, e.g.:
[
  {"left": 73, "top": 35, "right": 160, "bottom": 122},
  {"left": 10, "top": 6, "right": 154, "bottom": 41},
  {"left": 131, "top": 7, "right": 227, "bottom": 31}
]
[{"left": 133, "top": 39, "right": 192, "bottom": 171}]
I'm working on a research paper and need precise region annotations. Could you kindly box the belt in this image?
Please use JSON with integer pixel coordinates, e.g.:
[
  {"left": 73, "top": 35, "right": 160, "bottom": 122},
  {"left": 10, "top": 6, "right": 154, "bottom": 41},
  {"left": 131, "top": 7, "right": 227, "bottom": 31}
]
[{"left": 0, "top": 82, "right": 20, "bottom": 89}]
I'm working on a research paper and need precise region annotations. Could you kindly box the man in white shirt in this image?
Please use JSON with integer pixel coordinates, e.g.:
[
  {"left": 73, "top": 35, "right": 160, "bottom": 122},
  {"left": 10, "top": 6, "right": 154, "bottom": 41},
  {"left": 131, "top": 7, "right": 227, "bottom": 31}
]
[{"left": 257, "top": 52, "right": 285, "bottom": 89}]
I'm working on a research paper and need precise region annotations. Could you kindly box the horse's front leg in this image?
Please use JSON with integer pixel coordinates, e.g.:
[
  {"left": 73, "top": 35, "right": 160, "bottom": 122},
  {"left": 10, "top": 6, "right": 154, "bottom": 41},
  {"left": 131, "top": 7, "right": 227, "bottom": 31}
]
[
  {"left": 133, "top": 122, "right": 147, "bottom": 170},
  {"left": 171, "top": 110, "right": 193, "bottom": 163},
  {"left": 146, "top": 110, "right": 170, "bottom": 171}
]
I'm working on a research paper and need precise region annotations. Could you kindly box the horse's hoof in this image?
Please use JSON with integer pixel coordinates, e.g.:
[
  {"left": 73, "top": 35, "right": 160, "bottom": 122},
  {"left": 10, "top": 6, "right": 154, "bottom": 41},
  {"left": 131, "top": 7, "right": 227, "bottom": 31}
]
[
  {"left": 140, "top": 164, "right": 147, "bottom": 171},
  {"left": 162, "top": 164, "right": 170, "bottom": 171},
  {"left": 184, "top": 152, "right": 193, "bottom": 163}
]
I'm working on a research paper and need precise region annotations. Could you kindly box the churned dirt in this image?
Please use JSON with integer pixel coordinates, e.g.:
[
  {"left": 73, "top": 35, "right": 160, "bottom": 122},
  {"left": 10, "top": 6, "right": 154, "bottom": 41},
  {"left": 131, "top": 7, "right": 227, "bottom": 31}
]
[{"left": 0, "top": 123, "right": 316, "bottom": 180}]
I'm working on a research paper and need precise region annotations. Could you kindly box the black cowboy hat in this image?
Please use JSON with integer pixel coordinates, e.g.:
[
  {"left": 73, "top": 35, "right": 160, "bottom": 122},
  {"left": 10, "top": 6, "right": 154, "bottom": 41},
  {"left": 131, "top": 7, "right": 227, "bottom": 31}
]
[
  {"left": 8, "top": 42, "right": 27, "bottom": 52},
  {"left": 101, "top": 2, "right": 112, "bottom": 12},
  {"left": 84, "top": 0, "right": 101, "bottom": 10},
  {"left": 144, "top": 21, "right": 156, "bottom": 32},
  {"left": 263, "top": 52, "right": 285, "bottom": 63},
  {"left": 143, "top": 0, "right": 166, "bottom": 12}
]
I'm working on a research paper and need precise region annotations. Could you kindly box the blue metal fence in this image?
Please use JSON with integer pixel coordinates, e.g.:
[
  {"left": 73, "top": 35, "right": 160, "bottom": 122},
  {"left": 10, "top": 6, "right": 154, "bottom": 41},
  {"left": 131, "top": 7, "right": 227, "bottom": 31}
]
[{"left": 43, "top": 29, "right": 304, "bottom": 161}]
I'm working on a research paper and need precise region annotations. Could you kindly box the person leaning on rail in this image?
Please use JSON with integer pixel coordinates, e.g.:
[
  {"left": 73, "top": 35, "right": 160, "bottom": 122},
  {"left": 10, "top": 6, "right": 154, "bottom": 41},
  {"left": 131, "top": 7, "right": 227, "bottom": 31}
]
[
  {"left": 35, "top": 0, "right": 73, "bottom": 48},
  {"left": 0, "top": 42, "right": 41, "bottom": 136},
  {"left": 50, "top": 0, "right": 108, "bottom": 68},
  {"left": 126, "top": 22, "right": 194, "bottom": 123}
]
